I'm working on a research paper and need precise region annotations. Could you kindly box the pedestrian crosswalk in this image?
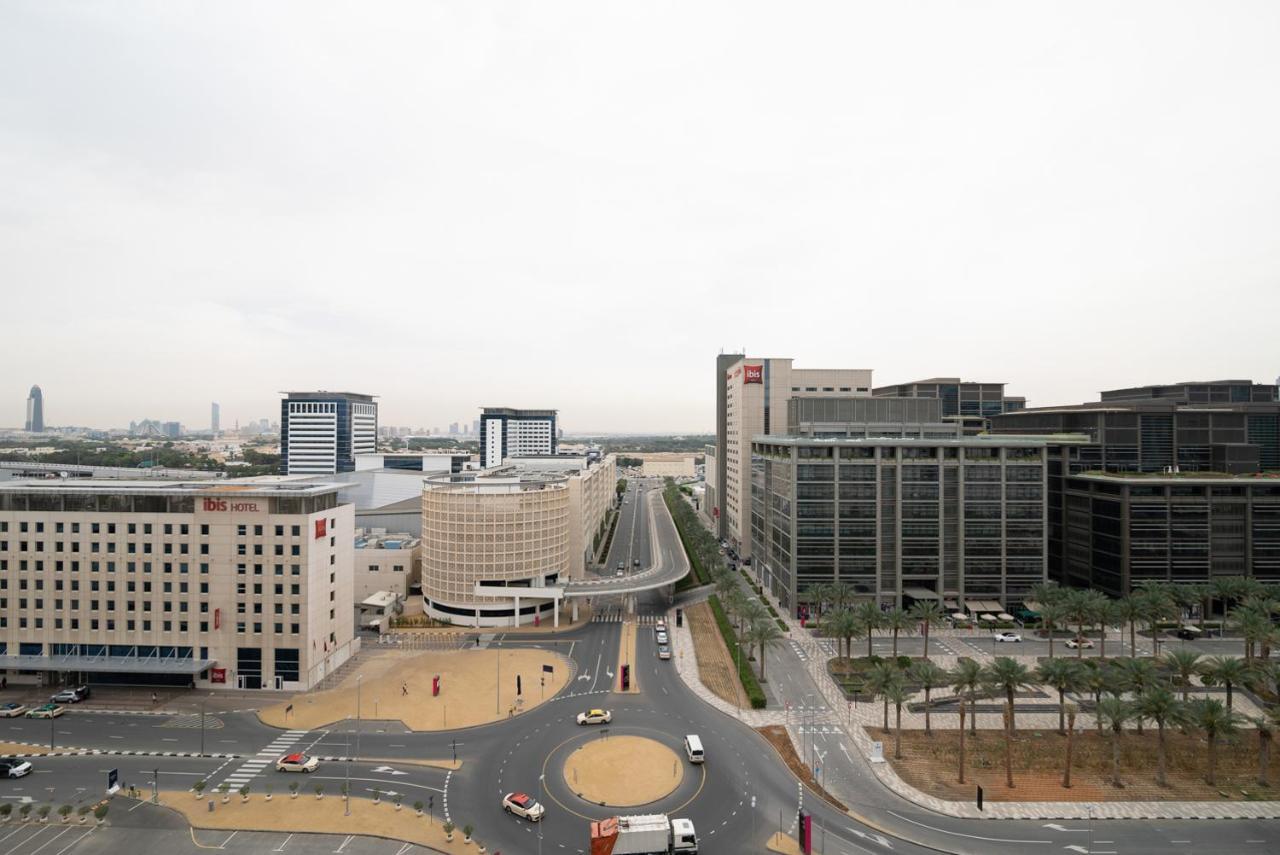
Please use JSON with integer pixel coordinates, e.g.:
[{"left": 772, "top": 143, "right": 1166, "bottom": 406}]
[
  {"left": 591, "top": 609, "right": 666, "bottom": 625},
  {"left": 159, "top": 713, "right": 225, "bottom": 730},
  {"left": 216, "top": 730, "right": 309, "bottom": 792}
]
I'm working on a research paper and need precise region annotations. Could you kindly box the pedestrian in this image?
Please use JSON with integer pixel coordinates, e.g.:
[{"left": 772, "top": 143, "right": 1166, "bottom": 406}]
[
  {"left": 151, "top": 691, "right": 157, "bottom": 705},
  {"left": 401, "top": 682, "right": 408, "bottom": 697}
]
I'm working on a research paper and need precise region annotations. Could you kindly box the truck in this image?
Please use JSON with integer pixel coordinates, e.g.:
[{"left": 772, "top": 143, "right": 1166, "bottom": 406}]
[{"left": 590, "top": 814, "right": 698, "bottom": 855}]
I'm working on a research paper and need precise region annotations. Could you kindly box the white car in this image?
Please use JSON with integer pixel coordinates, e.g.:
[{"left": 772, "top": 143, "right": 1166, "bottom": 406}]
[
  {"left": 275, "top": 753, "right": 319, "bottom": 773},
  {"left": 0, "top": 760, "right": 31, "bottom": 779},
  {"left": 993, "top": 632, "right": 1022, "bottom": 643},
  {"left": 655, "top": 631, "right": 669, "bottom": 645},
  {"left": 0, "top": 703, "right": 27, "bottom": 718},
  {"left": 576, "top": 708, "right": 612, "bottom": 725},
  {"left": 502, "top": 792, "right": 545, "bottom": 821},
  {"left": 655, "top": 619, "right": 667, "bottom": 633},
  {"left": 1065, "top": 637, "right": 1095, "bottom": 649},
  {"left": 658, "top": 646, "right": 671, "bottom": 660}
]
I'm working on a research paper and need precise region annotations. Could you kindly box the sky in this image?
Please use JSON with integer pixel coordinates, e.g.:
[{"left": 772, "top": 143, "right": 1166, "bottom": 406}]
[{"left": 3, "top": 1, "right": 1279, "bottom": 434}]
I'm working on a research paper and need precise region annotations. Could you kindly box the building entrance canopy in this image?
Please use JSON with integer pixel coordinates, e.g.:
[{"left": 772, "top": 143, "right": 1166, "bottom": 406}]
[{"left": 0, "top": 654, "right": 214, "bottom": 675}]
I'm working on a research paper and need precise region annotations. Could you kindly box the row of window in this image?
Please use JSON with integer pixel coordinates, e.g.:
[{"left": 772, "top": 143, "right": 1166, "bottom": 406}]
[
  {"left": 2, "top": 616, "right": 303, "bottom": 635},
  {"left": 0, "top": 521, "right": 313, "bottom": 538}
]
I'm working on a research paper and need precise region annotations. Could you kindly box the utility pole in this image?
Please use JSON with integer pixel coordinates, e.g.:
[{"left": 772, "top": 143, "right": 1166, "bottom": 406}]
[{"left": 355, "top": 674, "right": 362, "bottom": 764}]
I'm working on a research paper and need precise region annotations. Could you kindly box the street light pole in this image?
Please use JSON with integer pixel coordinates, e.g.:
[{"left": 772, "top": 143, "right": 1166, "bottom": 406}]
[
  {"left": 344, "top": 730, "right": 351, "bottom": 817},
  {"left": 538, "top": 773, "right": 545, "bottom": 855},
  {"left": 355, "top": 675, "right": 362, "bottom": 765},
  {"left": 200, "top": 700, "right": 206, "bottom": 757}
]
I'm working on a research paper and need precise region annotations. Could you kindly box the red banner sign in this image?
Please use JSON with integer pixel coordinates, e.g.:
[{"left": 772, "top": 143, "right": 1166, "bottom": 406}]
[
  {"left": 315, "top": 519, "right": 327, "bottom": 539},
  {"left": 743, "top": 364, "right": 763, "bottom": 384},
  {"left": 210, "top": 668, "right": 226, "bottom": 684}
]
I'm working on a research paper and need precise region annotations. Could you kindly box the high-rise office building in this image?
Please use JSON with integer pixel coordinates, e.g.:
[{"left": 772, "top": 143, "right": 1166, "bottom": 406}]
[
  {"left": 480, "top": 407, "right": 557, "bottom": 467},
  {"left": 873, "top": 378, "right": 1025, "bottom": 434},
  {"left": 280, "top": 392, "right": 378, "bottom": 475},
  {"left": 211, "top": 402, "right": 220, "bottom": 434},
  {"left": 24, "top": 386, "right": 43, "bottom": 433},
  {"left": 713, "top": 356, "right": 873, "bottom": 558}
]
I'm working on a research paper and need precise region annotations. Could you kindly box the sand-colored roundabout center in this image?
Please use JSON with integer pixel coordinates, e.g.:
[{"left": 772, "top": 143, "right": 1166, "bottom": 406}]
[{"left": 562, "top": 735, "right": 684, "bottom": 806}]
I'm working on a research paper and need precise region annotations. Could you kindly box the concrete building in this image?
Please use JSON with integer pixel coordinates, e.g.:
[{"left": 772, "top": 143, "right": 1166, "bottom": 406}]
[
  {"left": 495, "top": 454, "right": 616, "bottom": 576},
  {"left": 787, "top": 397, "right": 958, "bottom": 439},
  {"left": 480, "top": 407, "right": 558, "bottom": 467},
  {"left": 873, "top": 378, "right": 1026, "bottom": 434},
  {"left": 279, "top": 391, "right": 378, "bottom": 475},
  {"left": 353, "top": 529, "right": 420, "bottom": 603},
  {"left": 420, "top": 471, "right": 570, "bottom": 627},
  {"left": 709, "top": 352, "right": 744, "bottom": 541},
  {"left": 714, "top": 356, "right": 874, "bottom": 558},
  {"left": 626, "top": 453, "right": 697, "bottom": 479},
  {"left": 211, "top": 402, "right": 220, "bottom": 434},
  {"left": 24, "top": 386, "right": 43, "bottom": 433},
  {"left": 750, "top": 435, "right": 1050, "bottom": 614},
  {"left": 0, "top": 477, "right": 356, "bottom": 691}
]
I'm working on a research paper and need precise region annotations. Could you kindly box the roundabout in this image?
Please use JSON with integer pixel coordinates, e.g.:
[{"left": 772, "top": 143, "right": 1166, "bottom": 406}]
[{"left": 562, "top": 734, "right": 683, "bottom": 806}]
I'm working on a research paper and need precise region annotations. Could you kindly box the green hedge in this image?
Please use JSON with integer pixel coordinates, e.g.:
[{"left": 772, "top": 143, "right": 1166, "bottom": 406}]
[
  {"left": 708, "top": 595, "right": 767, "bottom": 709},
  {"left": 663, "top": 486, "right": 716, "bottom": 585}
]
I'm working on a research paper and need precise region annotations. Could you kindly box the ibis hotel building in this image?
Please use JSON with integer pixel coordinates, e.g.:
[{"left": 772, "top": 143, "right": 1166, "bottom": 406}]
[{"left": 0, "top": 478, "right": 356, "bottom": 692}]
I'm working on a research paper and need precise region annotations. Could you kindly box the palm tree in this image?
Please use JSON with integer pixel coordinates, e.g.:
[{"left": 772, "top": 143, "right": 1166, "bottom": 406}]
[
  {"left": 1036, "top": 658, "right": 1085, "bottom": 736},
  {"left": 1038, "top": 601, "right": 1067, "bottom": 659},
  {"left": 1115, "top": 658, "right": 1159, "bottom": 734},
  {"left": 826, "top": 581, "right": 857, "bottom": 614},
  {"left": 1235, "top": 607, "right": 1269, "bottom": 661},
  {"left": 854, "top": 601, "right": 885, "bottom": 659},
  {"left": 957, "top": 700, "right": 968, "bottom": 785},
  {"left": 1062, "top": 703, "right": 1078, "bottom": 789},
  {"left": 1030, "top": 580, "right": 1066, "bottom": 610},
  {"left": 884, "top": 678, "right": 910, "bottom": 760},
  {"left": 1082, "top": 660, "right": 1121, "bottom": 735},
  {"left": 908, "top": 600, "right": 947, "bottom": 659},
  {"left": 983, "top": 657, "right": 1034, "bottom": 734},
  {"left": 1064, "top": 590, "right": 1104, "bottom": 659},
  {"left": 748, "top": 617, "right": 784, "bottom": 682},
  {"left": 1096, "top": 598, "right": 1123, "bottom": 660},
  {"left": 808, "top": 583, "right": 833, "bottom": 619},
  {"left": 1134, "top": 686, "right": 1184, "bottom": 788},
  {"left": 1200, "top": 656, "right": 1248, "bottom": 709},
  {"left": 1163, "top": 649, "right": 1202, "bottom": 702},
  {"left": 908, "top": 660, "right": 949, "bottom": 734},
  {"left": 1116, "top": 595, "right": 1144, "bottom": 659},
  {"left": 739, "top": 599, "right": 770, "bottom": 649},
  {"left": 1252, "top": 708, "right": 1280, "bottom": 788},
  {"left": 864, "top": 661, "right": 898, "bottom": 730},
  {"left": 1096, "top": 697, "right": 1132, "bottom": 788},
  {"left": 1001, "top": 702, "right": 1015, "bottom": 788},
  {"left": 950, "top": 659, "right": 984, "bottom": 736},
  {"left": 820, "top": 608, "right": 859, "bottom": 660},
  {"left": 1139, "top": 588, "right": 1175, "bottom": 658},
  {"left": 1187, "top": 697, "right": 1244, "bottom": 786},
  {"left": 883, "top": 607, "right": 911, "bottom": 658}
]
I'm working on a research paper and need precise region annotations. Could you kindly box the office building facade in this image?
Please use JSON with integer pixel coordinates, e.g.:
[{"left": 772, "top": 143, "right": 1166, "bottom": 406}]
[
  {"left": 24, "top": 386, "right": 43, "bottom": 433},
  {"left": 0, "top": 478, "right": 355, "bottom": 691},
  {"left": 480, "top": 407, "right": 557, "bottom": 467},
  {"left": 715, "top": 357, "right": 873, "bottom": 558},
  {"left": 750, "top": 436, "right": 1048, "bottom": 614},
  {"left": 873, "top": 378, "right": 1025, "bottom": 434},
  {"left": 279, "top": 391, "right": 378, "bottom": 475}
]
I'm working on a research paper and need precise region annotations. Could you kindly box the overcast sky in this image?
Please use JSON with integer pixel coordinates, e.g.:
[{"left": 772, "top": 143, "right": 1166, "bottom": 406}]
[{"left": 3, "top": 2, "right": 1279, "bottom": 434}]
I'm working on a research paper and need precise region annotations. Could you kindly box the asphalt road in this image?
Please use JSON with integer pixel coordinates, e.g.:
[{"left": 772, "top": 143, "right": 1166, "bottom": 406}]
[{"left": 1, "top": 485, "right": 1276, "bottom": 854}]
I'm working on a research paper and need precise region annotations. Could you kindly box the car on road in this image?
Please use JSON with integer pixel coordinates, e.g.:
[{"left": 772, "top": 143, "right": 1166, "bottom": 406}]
[
  {"left": 0, "top": 703, "right": 27, "bottom": 718},
  {"left": 992, "top": 632, "right": 1022, "bottom": 643},
  {"left": 0, "top": 760, "right": 32, "bottom": 778},
  {"left": 26, "top": 704, "right": 64, "bottom": 719},
  {"left": 655, "top": 619, "right": 666, "bottom": 632},
  {"left": 617, "top": 561, "right": 625, "bottom": 572},
  {"left": 658, "top": 646, "right": 671, "bottom": 660},
  {"left": 275, "top": 753, "right": 319, "bottom": 773},
  {"left": 51, "top": 687, "right": 88, "bottom": 704},
  {"left": 502, "top": 791, "right": 545, "bottom": 821},
  {"left": 655, "top": 630, "right": 669, "bottom": 645},
  {"left": 1065, "top": 637, "right": 1095, "bottom": 649},
  {"left": 576, "top": 708, "right": 612, "bottom": 725}
]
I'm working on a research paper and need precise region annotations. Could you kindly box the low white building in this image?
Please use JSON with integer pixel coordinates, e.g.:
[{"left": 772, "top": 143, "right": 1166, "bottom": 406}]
[{"left": 353, "top": 530, "right": 420, "bottom": 603}]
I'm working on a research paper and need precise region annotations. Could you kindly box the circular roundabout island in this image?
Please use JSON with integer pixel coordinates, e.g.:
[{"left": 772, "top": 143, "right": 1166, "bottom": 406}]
[{"left": 562, "top": 735, "right": 684, "bottom": 806}]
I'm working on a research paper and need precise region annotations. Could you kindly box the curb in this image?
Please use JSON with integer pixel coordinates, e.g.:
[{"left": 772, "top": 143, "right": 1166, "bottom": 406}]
[{"left": 0, "top": 749, "right": 240, "bottom": 759}]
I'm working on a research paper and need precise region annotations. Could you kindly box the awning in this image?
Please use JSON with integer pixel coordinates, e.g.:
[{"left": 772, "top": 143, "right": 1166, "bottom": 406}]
[
  {"left": 1023, "top": 601, "right": 1043, "bottom": 613},
  {"left": 963, "top": 599, "right": 985, "bottom": 613},
  {"left": 1179, "top": 624, "right": 1202, "bottom": 634},
  {"left": 943, "top": 600, "right": 960, "bottom": 611},
  {"left": 0, "top": 655, "right": 215, "bottom": 675},
  {"left": 902, "top": 587, "right": 939, "bottom": 600},
  {"left": 980, "top": 600, "right": 1004, "bottom": 612}
]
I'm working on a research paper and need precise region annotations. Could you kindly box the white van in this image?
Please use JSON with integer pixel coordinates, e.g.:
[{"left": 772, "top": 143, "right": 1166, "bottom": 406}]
[{"left": 683, "top": 734, "right": 704, "bottom": 764}]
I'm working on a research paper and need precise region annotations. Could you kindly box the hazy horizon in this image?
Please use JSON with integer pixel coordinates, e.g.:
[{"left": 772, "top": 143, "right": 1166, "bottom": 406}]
[{"left": 5, "top": 2, "right": 1279, "bottom": 433}]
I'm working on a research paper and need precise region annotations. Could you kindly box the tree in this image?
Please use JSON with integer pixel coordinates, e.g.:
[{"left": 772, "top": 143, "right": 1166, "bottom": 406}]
[
  {"left": 1234, "top": 606, "right": 1270, "bottom": 661},
  {"left": 1062, "top": 703, "right": 1078, "bottom": 789},
  {"left": 1252, "top": 708, "right": 1280, "bottom": 788},
  {"left": 1036, "top": 658, "right": 1085, "bottom": 736},
  {"left": 1187, "top": 697, "right": 1244, "bottom": 786},
  {"left": 748, "top": 617, "right": 784, "bottom": 682},
  {"left": 864, "top": 661, "right": 899, "bottom": 730},
  {"left": 983, "top": 657, "right": 1034, "bottom": 734},
  {"left": 1030, "top": 580, "right": 1066, "bottom": 609},
  {"left": 1138, "top": 588, "right": 1176, "bottom": 658},
  {"left": 1134, "top": 686, "right": 1184, "bottom": 788},
  {"left": 957, "top": 700, "right": 968, "bottom": 784},
  {"left": 826, "top": 582, "right": 857, "bottom": 614},
  {"left": 1001, "top": 703, "right": 1015, "bottom": 788},
  {"left": 1096, "top": 697, "right": 1132, "bottom": 788},
  {"left": 883, "top": 607, "right": 911, "bottom": 658},
  {"left": 884, "top": 678, "right": 910, "bottom": 760},
  {"left": 1116, "top": 596, "right": 1144, "bottom": 659},
  {"left": 854, "top": 601, "right": 885, "bottom": 658},
  {"left": 1200, "top": 656, "right": 1248, "bottom": 710},
  {"left": 1096, "top": 598, "right": 1122, "bottom": 660},
  {"left": 1038, "top": 601, "right": 1067, "bottom": 659},
  {"left": 1082, "top": 660, "right": 1121, "bottom": 735},
  {"left": 908, "top": 660, "right": 949, "bottom": 734},
  {"left": 950, "top": 659, "right": 984, "bottom": 736},
  {"left": 820, "top": 608, "right": 859, "bottom": 660},
  {"left": 1064, "top": 589, "right": 1105, "bottom": 659},
  {"left": 739, "top": 600, "right": 770, "bottom": 650},
  {"left": 1115, "top": 658, "right": 1159, "bottom": 734},
  {"left": 1163, "top": 649, "right": 1202, "bottom": 702},
  {"left": 908, "top": 600, "right": 947, "bottom": 659}
]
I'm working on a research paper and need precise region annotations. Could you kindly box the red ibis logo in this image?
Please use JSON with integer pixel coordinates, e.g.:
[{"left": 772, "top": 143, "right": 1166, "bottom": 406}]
[{"left": 743, "top": 365, "right": 763, "bottom": 384}]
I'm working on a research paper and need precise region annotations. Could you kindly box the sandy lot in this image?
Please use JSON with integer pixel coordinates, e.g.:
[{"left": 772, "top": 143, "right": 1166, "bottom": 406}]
[
  {"left": 0, "top": 742, "right": 49, "bottom": 755},
  {"left": 259, "top": 647, "right": 572, "bottom": 731},
  {"left": 768, "top": 831, "right": 803, "bottom": 854},
  {"left": 159, "top": 791, "right": 477, "bottom": 851},
  {"left": 563, "top": 735, "right": 682, "bottom": 806}
]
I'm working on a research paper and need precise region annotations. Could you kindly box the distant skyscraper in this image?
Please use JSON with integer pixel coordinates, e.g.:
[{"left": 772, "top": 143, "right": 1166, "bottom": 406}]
[
  {"left": 24, "top": 386, "right": 43, "bottom": 433},
  {"left": 211, "top": 402, "right": 220, "bottom": 433},
  {"left": 280, "top": 391, "right": 378, "bottom": 475}
]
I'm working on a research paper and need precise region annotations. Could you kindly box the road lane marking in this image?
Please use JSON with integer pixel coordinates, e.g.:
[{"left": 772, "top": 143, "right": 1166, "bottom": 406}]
[
  {"left": 51, "top": 831, "right": 92, "bottom": 855},
  {"left": 272, "top": 833, "right": 293, "bottom": 851},
  {"left": 26, "top": 826, "right": 73, "bottom": 855},
  {"left": 886, "top": 811, "right": 1051, "bottom": 844}
]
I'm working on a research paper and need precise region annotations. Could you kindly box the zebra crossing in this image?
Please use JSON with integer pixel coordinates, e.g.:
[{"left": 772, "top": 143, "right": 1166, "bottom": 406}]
[
  {"left": 216, "top": 729, "right": 309, "bottom": 792},
  {"left": 591, "top": 609, "right": 666, "bottom": 625},
  {"left": 159, "top": 713, "right": 224, "bottom": 730}
]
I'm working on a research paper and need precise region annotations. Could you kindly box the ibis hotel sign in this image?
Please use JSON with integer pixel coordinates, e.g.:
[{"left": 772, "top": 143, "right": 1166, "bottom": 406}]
[{"left": 201, "top": 497, "right": 266, "bottom": 514}]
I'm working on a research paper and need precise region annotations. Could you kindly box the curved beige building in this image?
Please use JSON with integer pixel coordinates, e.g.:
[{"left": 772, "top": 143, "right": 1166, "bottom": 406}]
[{"left": 421, "top": 472, "right": 571, "bottom": 627}]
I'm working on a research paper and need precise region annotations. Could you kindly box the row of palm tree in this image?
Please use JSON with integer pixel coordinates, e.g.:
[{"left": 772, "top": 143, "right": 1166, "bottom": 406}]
[
  {"left": 865, "top": 651, "right": 1280, "bottom": 789},
  {"left": 814, "top": 594, "right": 950, "bottom": 660},
  {"left": 709, "top": 560, "right": 784, "bottom": 681}
]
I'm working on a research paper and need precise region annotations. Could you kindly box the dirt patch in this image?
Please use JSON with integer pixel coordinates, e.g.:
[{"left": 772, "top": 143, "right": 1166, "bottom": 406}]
[
  {"left": 687, "top": 602, "right": 741, "bottom": 707},
  {"left": 872, "top": 727, "right": 1280, "bottom": 802},
  {"left": 768, "top": 830, "right": 803, "bottom": 854},
  {"left": 259, "top": 647, "right": 571, "bottom": 731},
  {"left": 563, "top": 735, "right": 682, "bottom": 806},
  {"left": 614, "top": 621, "right": 640, "bottom": 694},
  {"left": 756, "top": 726, "right": 848, "bottom": 811},
  {"left": 0, "top": 742, "right": 49, "bottom": 755},
  {"left": 159, "top": 791, "right": 474, "bottom": 851}
]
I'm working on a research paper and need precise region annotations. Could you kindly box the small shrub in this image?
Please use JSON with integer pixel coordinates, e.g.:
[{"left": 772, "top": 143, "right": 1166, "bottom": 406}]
[
  {"left": 93, "top": 804, "right": 108, "bottom": 823},
  {"left": 0, "top": 803, "right": 12, "bottom": 818},
  {"left": 413, "top": 800, "right": 424, "bottom": 814},
  {"left": 58, "top": 805, "right": 71, "bottom": 821},
  {"left": 37, "top": 805, "right": 50, "bottom": 821}
]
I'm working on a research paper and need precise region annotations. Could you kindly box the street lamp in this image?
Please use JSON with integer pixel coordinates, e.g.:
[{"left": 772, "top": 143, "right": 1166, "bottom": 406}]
[
  {"left": 355, "top": 675, "right": 362, "bottom": 764},
  {"left": 538, "top": 773, "right": 545, "bottom": 855},
  {"left": 344, "top": 729, "right": 351, "bottom": 817}
]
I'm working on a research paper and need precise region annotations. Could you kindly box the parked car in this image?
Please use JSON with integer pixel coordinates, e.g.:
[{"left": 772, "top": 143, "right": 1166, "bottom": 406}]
[
  {"left": 1175, "top": 626, "right": 1203, "bottom": 640},
  {"left": 655, "top": 630, "right": 669, "bottom": 645},
  {"left": 0, "top": 703, "right": 27, "bottom": 718},
  {"left": 275, "top": 753, "right": 319, "bottom": 773},
  {"left": 502, "top": 791, "right": 545, "bottom": 821},
  {"left": 993, "top": 632, "right": 1022, "bottom": 643},
  {"left": 26, "top": 704, "right": 64, "bottom": 719},
  {"left": 576, "top": 708, "right": 612, "bottom": 725},
  {"left": 0, "top": 760, "right": 32, "bottom": 779},
  {"left": 658, "top": 646, "right": 672, "bottom": 660},
  {"left": 1065, "top": 637, "right": 1094, "bottom": 649},
  {"left": 50, "top": 689, "right": 83, "bottom": 704},
  {"left": 633, "top": 558, "right": 640, "bottom": 567}
]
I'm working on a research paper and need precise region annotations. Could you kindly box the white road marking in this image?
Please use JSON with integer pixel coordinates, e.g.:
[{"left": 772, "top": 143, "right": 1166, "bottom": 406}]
[
  {"left": 887, "top": 811, "right": 1050, "bottom": 844},
  {"left": 273, "top": 833, "right": 293, "bottom": 851}
]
